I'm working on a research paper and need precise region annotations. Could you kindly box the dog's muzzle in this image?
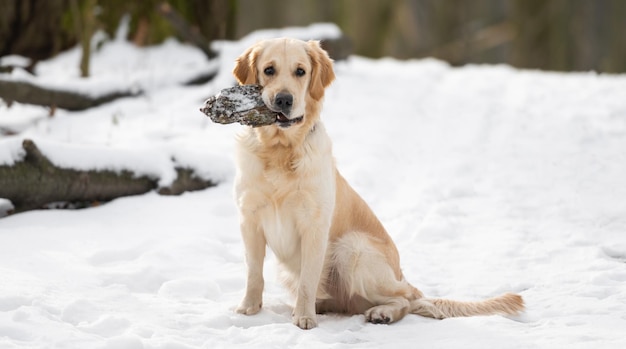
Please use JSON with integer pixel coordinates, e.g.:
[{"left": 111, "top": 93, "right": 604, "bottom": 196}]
[
  {"left": 272, "top": 92, "right": 303, "bottom": 128},
  {"left": 274, "top": 92, "right": 293, "bottom": 115}
]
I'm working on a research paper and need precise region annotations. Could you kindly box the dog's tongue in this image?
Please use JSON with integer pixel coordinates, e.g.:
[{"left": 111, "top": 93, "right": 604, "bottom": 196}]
[{"left": 276, "top": 113, "right": 290, "bottom": 122}]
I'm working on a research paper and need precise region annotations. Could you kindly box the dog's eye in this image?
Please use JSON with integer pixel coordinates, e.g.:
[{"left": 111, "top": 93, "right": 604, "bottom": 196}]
[
  {"left": 264, "top": 67, "right": 275, "bottom": 76},
  {"left": 295, "top": 68, "right": 306, "bottom": 77}
]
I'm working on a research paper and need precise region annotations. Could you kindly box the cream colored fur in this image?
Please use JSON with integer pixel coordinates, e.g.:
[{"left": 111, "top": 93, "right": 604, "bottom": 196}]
[{"left": 232, "top": 38, "right": 524, "bottom": 329}]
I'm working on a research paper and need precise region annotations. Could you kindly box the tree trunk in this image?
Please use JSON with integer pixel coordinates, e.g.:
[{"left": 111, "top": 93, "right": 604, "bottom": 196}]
[
  {"left": 0, "top": 139, "right": 216, "bottom": 214},
  {"left": 74, "top": 0, "right": 97, "bottom": 78},
  {"left": 0, "top": 0, "right": 75, "bottom": 62},
  {"left": 0, "top": 79, "right": 139, "bottom": 111}
]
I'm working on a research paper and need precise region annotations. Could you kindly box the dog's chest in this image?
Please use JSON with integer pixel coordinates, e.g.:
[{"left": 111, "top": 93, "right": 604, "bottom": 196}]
[
  {"left": 261, "top": 200, "right": 300, "bottom": 262},
  {"left": 255, "top": 168, "right": 309, "bottom": 261},
  {"left": 236, "top": 127, "right": 335, "bottom": 262}
]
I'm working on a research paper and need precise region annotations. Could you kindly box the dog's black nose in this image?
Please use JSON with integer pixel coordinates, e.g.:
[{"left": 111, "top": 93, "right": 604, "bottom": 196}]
[{"left": 274, "top": 92, "right": 293, "bottom": 115}]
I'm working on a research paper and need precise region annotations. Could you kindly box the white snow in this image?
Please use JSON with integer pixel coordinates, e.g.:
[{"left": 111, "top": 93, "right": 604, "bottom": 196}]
[
  {"left": 213, "top": 87, "right": 261, "bottom": 113},
  {"left": 0, "top": 55, "right": 32, "bottom": 68},
  {"left": 0, "top": 18, "right": 217, "bottom": 99},
  {"left": 1, "top": 23, "right": 626, "bottom": 348}
]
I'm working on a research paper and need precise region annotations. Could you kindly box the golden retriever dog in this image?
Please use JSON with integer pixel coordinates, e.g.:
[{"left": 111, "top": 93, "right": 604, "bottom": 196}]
[{"left": 232, "top": 38, "right": 524, "bottom": 329}]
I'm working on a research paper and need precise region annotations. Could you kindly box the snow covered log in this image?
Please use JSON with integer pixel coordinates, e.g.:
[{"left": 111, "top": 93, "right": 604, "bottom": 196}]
[
  {"left": 200, "top": 84, "right": 278, "bottom": 127},
  {"left": 0, "top": 139, "right": 215, "bottom": 214},
  {"left": 0, "top": 79, "right": 138, "bottom": 111}
]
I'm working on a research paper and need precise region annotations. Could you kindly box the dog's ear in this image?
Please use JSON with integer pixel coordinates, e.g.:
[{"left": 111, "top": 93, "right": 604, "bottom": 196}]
[
  {"left": 306, "top": 40, "right": 335, "bottom": 101},
  {"left": 233, "top": 45, "right": 260, "bottom": 85}
]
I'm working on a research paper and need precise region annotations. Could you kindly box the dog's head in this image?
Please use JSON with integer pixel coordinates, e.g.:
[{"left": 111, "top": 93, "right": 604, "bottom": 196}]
[{"left": 233, "top": 38, "right": 335, "bottom": 129}]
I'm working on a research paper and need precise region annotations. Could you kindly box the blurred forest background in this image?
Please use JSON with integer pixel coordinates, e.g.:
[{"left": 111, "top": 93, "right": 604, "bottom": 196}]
[{"left": 0, "top": 0, "right": 625, "bottom": 73}]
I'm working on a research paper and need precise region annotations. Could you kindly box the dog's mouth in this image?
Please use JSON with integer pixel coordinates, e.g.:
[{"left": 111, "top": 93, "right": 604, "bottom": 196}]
[{"left": 275, "top": 112, "right": 304, "bottom": 128}]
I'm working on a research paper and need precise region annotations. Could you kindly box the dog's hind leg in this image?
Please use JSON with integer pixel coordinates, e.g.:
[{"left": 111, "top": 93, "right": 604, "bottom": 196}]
[
  {"left": 364, "top": 297, "right": 410, "bottom": 324},
  {"left": 327, "top": 232, "right": 421, "bottom": 324}
]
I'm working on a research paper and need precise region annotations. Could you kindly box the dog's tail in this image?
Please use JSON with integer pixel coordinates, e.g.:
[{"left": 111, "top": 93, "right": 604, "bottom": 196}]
[{"left": 410, "top": 292, "right": 524, "bottom": 319}]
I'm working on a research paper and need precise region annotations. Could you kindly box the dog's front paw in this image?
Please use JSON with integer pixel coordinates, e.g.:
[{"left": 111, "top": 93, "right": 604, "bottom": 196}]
[
  {"left": 236, "top": 299, "right": 262, "bottom": 315},
  {"left": 292, "top": 315, "right": 317, "bottom": 330}
]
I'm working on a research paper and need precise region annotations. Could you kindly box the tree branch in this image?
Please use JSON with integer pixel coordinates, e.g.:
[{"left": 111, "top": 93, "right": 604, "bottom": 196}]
[{"left": 157, "top": 2, "right": 217, "bottom": 60}]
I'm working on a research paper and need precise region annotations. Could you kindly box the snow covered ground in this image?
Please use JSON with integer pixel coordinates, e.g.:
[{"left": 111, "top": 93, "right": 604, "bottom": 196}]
[{"left": 1, "top": 24, "right": 626, "bottom": 348}]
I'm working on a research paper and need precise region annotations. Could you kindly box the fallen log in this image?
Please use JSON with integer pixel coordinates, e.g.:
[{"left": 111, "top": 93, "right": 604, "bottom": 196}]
[
  {"left": 0, "top": 79, "right": 139, "bottom": 111},
  {"left": 0, "top": 139, "right": 216, "bottom": 214}
]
